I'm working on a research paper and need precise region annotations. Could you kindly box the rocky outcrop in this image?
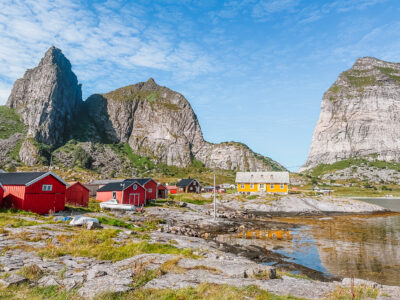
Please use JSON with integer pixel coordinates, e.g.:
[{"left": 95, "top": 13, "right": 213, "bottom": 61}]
[
  {"left": 301, "top": 57, "right": 400, "bottom": 171},
  {"left": 6, "top": 46, "right": 82, "bottom": 147},
  {"left": 19, "top": 139, "right": 40, "bottom": 166},
  {"left": 86, "top": 79, "right": 284, "bottom": 170},
  {"left": 2, "top": 47, "right": 283, "bottom": 171}
]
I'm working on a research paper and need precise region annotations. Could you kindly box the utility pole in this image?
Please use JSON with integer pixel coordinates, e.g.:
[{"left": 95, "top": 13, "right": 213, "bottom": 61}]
[{"left": 213, "top": 173, "right": 216, "bottom": 220}]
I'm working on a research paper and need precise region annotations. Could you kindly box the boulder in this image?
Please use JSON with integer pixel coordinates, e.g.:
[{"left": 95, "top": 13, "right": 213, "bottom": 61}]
[{"left": 0, "top": 274, "right": 28, "bottom": 287}]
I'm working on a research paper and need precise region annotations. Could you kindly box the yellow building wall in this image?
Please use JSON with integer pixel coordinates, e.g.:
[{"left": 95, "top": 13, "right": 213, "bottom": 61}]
[
  {"left": 237, "top": 183, "right": 288, "bottom": 193},
  {"left": 237, "top": 183, "right": 258, "bottom": 192}
]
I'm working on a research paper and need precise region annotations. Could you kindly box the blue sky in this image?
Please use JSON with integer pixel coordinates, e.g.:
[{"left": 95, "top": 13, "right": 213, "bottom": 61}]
[{"left": 1, "top": 0, "right": 400, "bottom": 170}]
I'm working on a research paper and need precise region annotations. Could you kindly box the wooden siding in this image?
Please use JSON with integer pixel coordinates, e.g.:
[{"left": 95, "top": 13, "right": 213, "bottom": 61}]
[{"left": 66, "top": 182, "right": 89, "bottom": 207}]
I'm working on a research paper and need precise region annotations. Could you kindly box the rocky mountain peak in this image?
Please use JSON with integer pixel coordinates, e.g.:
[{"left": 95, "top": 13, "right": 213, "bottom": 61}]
[
  {"left": 301, "top": 57, "right": 400, "bottom": 171},
  {"left": 6, "top": 46, "right": 82, "bottom": 147}
]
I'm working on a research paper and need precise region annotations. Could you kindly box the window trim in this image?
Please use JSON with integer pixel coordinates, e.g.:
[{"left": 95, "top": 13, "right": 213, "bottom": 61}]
[
  {"left": 42, "top": 184, "right": 52, "bottom": 191},
  {"left": 270, "top": 183, "right": 274, "bottom": 189},
  {"left": 280, "top": 183, "right": 285, "bottom": 189},
  {"left": 250, "top": 183, "right": 254, "bottom": 189},
  {"left": 240, "top": 184, "right": 245, "bottom": 189},
  {"left": 148, "top": 188, "right": 152, "bottom": 193}
]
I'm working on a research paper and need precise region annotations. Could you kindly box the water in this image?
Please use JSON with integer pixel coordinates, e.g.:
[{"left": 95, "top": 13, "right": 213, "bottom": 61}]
[
  {"left": 354, "top": 197, "right": 400, "bottom": 212},
  {"left": 216, "top": 211, "right": 400, "bottom": 286}
]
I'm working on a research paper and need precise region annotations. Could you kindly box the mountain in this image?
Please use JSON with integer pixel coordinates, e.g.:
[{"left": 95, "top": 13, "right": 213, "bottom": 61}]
[
  {"left": 0, "top": 46, "right": 285, "bottom": 176},
  {"left": 301, "top": 57, "right": 400, "bottom": 174}
]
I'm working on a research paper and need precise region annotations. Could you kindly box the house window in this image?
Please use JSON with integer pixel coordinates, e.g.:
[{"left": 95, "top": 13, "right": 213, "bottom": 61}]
[
  {"left": 112, "top": 192, "right": 117, "bottom": 199},
  {"left": 240, "top": 184, "right": 244, "bottom": 189},
  {"left": 148, "top": 188, "right": 152, "bottom": 193},
  {"left": 190, "top": 187, "right": 193, "bottom": 191},
  {"left": 133, "top": 184, "right": 137, "bottom": 190},
  {"left": 259, "top": 184, "right": 264, "bottom": 189},
  {"left": 270, "top": 184, "right": 274, "bottom": 189},
  {"left": 250, "top": 183, "right": 254, "bottom": 189},
  {"left": 280, "top": 184, "right": 285, "bottom": 189},
  {"left": 42, "top": 184, "right": 52, "bottom": 191}
]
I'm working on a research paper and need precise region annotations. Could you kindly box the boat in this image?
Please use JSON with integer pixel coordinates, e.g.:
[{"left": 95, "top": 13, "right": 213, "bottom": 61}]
[{"left": 99, "top": 199, "right": 135, "bottom": 211}]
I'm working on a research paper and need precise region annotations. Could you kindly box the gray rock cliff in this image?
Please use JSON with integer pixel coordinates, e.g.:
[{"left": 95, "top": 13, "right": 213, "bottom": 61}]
[
  {"left": 85, "top": 79, "right": 284, "bottom": 171},
  {"left": 6, "top": 46, "right": 82, "bottom": 147},
  {"left": 301, "top": 57, "right": 400, "bottom": 171}
]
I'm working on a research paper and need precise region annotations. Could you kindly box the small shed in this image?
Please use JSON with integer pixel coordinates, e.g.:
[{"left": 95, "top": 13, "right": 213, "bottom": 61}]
[
  {"left": 157, "top": 183, "right": 168, "bottom": 199},
  {"left": 167, "top": 185, "right": 177, "bottom": 194},
  {"left": 0, "top": 182, "right": 4, "bottom": 206},
  {"left": 176, "top": 178, "right": 201, "bottom": 193},
  {"left": 66, "top": 182, "right": 89, "bottom": 207},
  {"left": 123, "top": 178, "right": 158, "bottom": 202},
  {"left": 96, "top": 181, "right": 146, "bottom": 206},
  {"left": 0, "top": 172, "right": 67, "bottom": 214}
]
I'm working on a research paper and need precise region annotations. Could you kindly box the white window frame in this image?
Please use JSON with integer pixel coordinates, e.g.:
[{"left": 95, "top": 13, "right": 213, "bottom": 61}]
[
  {"left": 112, "top": 191, "right": 117, "bottom": 199},
  {"left": 270, "top": 184, "right": 274, "bottom": 189},
  {"left": 240, "top": 184, "right": 244, "bottom": 189},
  {"left": 42, "top": 184, "right": 52, "bottom": 191},
  {"left": 148, "top": 188, "right": 152, "bottom": 193},
  {"left": 250, "top": 183, "right": 254, "bottom": 189},
  {"left": 280, "top": 183, "right": 285, "bottom": 189},
  {"left": 259, "top": 184, "right": 264, "bottom": 189}
]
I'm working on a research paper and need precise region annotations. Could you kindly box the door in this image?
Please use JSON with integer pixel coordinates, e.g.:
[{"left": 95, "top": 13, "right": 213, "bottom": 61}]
[{"left": 129, "top": 194, "right": 140, "bottom": 206}]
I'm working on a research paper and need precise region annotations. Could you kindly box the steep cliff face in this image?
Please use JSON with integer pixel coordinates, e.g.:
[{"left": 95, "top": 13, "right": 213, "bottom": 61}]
[
  {"left": 86, "top": 79, "right": 283, "bottom": 171},
  {"left": 6, "top": 46, "right": 82, "bottom": 147},
  {"left": 1, "top": 46, "right": 284, "bottom": 172},
  {"left": 301, "top": 57, "right": 400, "bottom": 171}
]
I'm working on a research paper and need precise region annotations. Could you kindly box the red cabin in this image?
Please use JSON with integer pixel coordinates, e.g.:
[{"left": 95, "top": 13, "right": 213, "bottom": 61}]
[
  {"left": 96, "top": 181, "right": 146, "bottom": 206},
  {"left": 123, "top": 178, "right": 158, "bottom": 202},
  {"left": 0, "top": 172, "right": 67, "bottom": 214},
  {"left": 0, "top": 183, "right": 4, "bottom": 206},
  {"left": 65, "top": 182, "right": 89, "bottom": 207},
  {"left": 167, "top": 185, "right": 178, "bottom": 194},
  {"left": 157, "top": 183, "right": 168, "bottom": 199}
]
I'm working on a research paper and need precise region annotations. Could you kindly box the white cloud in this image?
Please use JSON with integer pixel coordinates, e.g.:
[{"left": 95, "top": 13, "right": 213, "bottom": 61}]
[{"left": 0, "top": 0, "right": 217, "bottom": 104}]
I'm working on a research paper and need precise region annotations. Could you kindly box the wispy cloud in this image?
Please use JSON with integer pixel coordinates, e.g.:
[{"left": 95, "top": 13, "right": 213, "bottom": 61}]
[{"left": 0, "top": 0, "right": 217, "bottom": 103}]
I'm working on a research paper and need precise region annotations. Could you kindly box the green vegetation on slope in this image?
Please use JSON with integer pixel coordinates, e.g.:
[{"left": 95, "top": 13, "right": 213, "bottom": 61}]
[
  {"left": 309, "top": 156, "right": 400, "bottom": 178},
  {"left": 0, "top": 106, "right": 26, "bottom": 139},
  {"left": 377, "top": 66, "right": 400, "bottom": 82}
]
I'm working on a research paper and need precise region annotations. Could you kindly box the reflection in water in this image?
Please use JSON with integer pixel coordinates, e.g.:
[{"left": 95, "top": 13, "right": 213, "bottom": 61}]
[{"left": 216, "top": 213, "right": 400, "bottom": 286}]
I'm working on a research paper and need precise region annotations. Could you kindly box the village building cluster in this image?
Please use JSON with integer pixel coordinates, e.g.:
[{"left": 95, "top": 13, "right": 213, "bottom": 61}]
[{"left": 0, "top": 170, "right": 289, "bottom": 214}]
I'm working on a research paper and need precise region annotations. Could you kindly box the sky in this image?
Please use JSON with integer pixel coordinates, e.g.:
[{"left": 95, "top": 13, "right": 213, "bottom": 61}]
[{"left": 1, "top": 0, "right": 400, "bottom": 171}]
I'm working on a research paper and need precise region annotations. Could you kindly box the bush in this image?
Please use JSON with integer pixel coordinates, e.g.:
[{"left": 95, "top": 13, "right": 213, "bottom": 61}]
[{"left": 73, "top": 146, "right": 93, "bottom": 169}]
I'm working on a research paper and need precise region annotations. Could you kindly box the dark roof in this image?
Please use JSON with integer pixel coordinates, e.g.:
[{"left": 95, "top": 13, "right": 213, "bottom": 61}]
[
  {"left": 97, "top": 180, "right": 142, "bottom": 192},
  {"left": 0, "top": 172, "right": 47, "bottom": 185},
  {"left": 176, "top": 178, "right": 196, "bottom": 187},
  {"left": 123, "top": 178, "right": 152, "bottom": 185}
]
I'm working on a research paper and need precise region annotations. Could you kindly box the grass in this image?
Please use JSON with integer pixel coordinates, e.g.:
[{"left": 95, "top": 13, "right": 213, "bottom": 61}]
[
  {"left": 97, "top": 216, "right": 136, "bottom": 230},
  {"left": 327, "top": 285, "right": 379, "bottom": 300},
  {"left": 169, "top": 193, "right": 212, "bottom": 205},
  {"left": 343, "top": 71, "right": 376, "bottom": 87},
  {"left": 37, "top": 229, "right": 198, "bottom": 261},
  {"left": 0, "top": 284, "right": 79, "bottom": 300},
  {"left": 0, "top": 215, "right": 39, "bottom": 228},
  {"left": 17, "top": 264, "right": 44, "bottom": 281},
  {"left": 377, "top": 67, "right": 400, "bottom": 82},
  {"left": 276, "top": 270, "right": 311, "bottom": 280},
  {"left": 0, "top": 106, "right": 26, "bottom": 140},
  {"left": 94, "top": 283, "right": 304, "bottom": 300}
]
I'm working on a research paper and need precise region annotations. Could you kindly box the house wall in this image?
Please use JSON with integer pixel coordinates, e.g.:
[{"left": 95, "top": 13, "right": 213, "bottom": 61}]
[
  {"left": 25, "top": 175, "right": 66, "bottom": 214},
  {"left": 237, "top": 183, "right": 288, "bottom": 194},
  {"left": 97, "top": 191, "right": 123, "bottom": 202},
  {"left": 0, "top": 186, "right": 3, "bottom": 205},
  {"left": 122, "top": 183, "right": 146, "bottom": 206},
  {"left": 66, "top": 183, "right": 89, "bottom": 207},
  {"left": 3, "top": 185, "right": 26, "bottom": 210},
  {"left": 144, "top": 180, "right": 157, "bottom": 200}
]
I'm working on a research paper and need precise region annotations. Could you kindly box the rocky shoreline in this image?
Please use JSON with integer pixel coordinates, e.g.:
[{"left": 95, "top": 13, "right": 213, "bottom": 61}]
[{"left": 0, "top": 195, "right": 398, "bottom": 299}]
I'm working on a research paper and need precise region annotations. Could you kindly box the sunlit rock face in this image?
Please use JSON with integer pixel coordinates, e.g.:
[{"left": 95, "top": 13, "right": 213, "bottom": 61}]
[
  {"left": 301, "top": 57, "right": 400, "bottom": 171},
  {"left": 7, "top": 46, "right": 82, "bottom": 147}
]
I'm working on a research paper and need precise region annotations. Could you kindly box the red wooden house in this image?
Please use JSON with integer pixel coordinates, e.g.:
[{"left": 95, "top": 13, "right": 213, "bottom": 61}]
[
  {"left": 0, "top": 172, "right": 67, "bottom": 214},
  {"left": 167, "top": 185, "right": 177, "bottom": 194},
  {"left": 96, "top": 180, "right": 146, "bottom": 206},
  {"left": 0, "top": 183, "right": 4, "bottom": 206},
  {"left": 123, "top": 178, "right": 158, "bottom": 202},
  {"left": 65, "top": 182, "right": 89, "bottom": 207},
  {"left": 157, "top": 183, "right": 168, "bottom": 199}
]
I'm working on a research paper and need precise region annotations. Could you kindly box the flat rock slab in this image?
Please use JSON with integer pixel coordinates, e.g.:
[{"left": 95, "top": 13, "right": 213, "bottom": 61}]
[{"left": 0, "top": 274, "right": 28, "bottom": 287}]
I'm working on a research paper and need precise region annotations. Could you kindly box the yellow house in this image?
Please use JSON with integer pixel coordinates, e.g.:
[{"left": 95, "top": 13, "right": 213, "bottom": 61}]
[{"left": 235, "top": 171, "right": 289, "bottom": 194}]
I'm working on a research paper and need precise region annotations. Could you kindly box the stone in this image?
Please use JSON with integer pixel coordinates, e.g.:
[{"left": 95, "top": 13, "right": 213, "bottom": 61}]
[
  {"left": 0, "top": 274, "right": 28, "bottom": 287},
  {"left": 86, "top": 267, "right": 108, "bottom": 280},
  {"left": 85, "top": 221, "right": 102, "bottom": 230},
  {"left": 38, "top": 276, "right": 60, "bottom": 287},
  {"left": 301, "top": 57, "right": 400, "bottom": 172}
]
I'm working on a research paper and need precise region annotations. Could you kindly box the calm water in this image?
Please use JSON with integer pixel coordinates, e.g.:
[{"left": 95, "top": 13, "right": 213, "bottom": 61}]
[
  {"left": 355, "top": 197, "right": 400, "bottom": 212},
  {"left": 216, "top": 209, "right": 400, "bottom": 286}
]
